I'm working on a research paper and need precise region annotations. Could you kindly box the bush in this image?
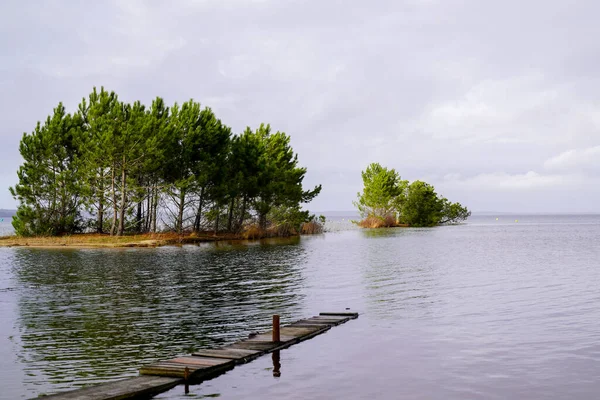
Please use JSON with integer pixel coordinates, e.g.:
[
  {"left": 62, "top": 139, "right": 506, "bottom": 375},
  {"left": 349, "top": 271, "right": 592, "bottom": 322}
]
[
  {"left": 358, "top": 214, "right": 397, "bottom": 228},
  {"left": 242, "top": 224, "right": 265, "bottom": 240},
  {"left": 300, "top": 220, "right": 323, "bottom": 234}
]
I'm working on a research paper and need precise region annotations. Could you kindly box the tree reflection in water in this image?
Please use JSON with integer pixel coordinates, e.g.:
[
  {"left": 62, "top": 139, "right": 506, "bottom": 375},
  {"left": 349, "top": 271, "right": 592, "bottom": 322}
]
[{"left": 11, "top": 239, "right": 305, "bottom": 395}]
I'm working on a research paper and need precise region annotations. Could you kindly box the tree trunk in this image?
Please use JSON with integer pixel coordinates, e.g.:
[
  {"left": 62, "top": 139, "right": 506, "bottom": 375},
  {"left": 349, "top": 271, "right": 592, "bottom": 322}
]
[
  {"left": 259, "top": 211, "right": 267, "bottom": 231},
  {"left": 177, "top": 189, "right": 185, "bottom": 234},
  {"left": 227, "top": 197, "right": 235, "bottom": 232},
  {"left": 145, "top": 187, "right": 151, "bottom": 233},
  {"left": 136, "top": 200, "right": 142, "bottom": 233},
  {"left": 193, "top": 186, "right": 205, "bottom": 232},
  {"left": 117, "top": 156, "right": 126, "bottom": 236},
  {"left": 97, "top": 198, "right": 104, "bottom": 234},
  {"left": 151, "top": 186, "right": 158, "bottom": 233},
  {"left": 97, "top": 169, "right": 104, "bottom": 233},
  {"left": 237, "top": 195, "right": 247, "bottom": 233},
  {"left": 214, "top": 206, "right": 219, "bottom": 236},
  {"left": 110, "top": 166, "right": 117, "bottom": 236}
]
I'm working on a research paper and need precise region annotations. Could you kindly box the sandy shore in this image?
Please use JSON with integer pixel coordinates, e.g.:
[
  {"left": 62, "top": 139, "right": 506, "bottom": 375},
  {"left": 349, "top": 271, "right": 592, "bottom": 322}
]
[{"left": 0, "top": 232, "right": 255, "bottom": 249}]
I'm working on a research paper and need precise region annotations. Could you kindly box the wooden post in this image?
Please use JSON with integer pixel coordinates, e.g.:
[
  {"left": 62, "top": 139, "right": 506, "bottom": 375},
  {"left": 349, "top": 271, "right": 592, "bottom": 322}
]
[
  {"left": 272, "top": 315, "right": 280, "bottom": 343},
  {"left": 184, "top": 367, "right": 190, "bottom": 394}
]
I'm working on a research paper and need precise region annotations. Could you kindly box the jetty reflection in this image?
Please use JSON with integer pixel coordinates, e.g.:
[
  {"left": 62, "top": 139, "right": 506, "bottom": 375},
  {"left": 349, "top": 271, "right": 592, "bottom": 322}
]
[
  {"left": 12, "top": 244, "right": 306, "bottom": 393},
  {"left": 272, "top": 350, "right": 281, "bottom": 377}
]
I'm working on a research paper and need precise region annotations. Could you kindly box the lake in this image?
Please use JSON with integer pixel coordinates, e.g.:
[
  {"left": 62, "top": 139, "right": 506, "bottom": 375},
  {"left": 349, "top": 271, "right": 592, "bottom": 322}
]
[
  {"left": 0, "top": 220, "right": 13, "bottom": 237},
  {"left": 1, "top": 214, "right": 599, "bottom": 399}
]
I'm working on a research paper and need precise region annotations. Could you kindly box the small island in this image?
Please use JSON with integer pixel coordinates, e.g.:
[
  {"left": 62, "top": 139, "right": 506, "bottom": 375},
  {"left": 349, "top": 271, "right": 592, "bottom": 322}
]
[
  {"left": 353, "top": 163, "right": 470, "bottom": 228},
  {"left": 4, "top": 87, "right": 324, "bottom": 247}
]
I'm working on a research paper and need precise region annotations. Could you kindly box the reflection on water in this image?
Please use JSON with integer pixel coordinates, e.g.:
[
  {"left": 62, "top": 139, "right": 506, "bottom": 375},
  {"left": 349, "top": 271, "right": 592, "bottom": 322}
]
[
  {"left": 10, "top": 239, "right": 306, "bottom": 397},
  {"left": 272, "top": 350, "right": 281, "bottom": 378},
  {"left": 359, "top": 227, "right": 438, "bottom": 320},
  {"left": 3, "top": 215, "right": 600, "bottom": 399}
]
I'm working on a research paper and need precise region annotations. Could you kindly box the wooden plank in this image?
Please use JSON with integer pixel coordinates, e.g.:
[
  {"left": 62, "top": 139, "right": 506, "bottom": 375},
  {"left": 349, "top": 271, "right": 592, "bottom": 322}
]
[
  {"left": 320, "top": 312, "right": 359, "bottom": 318},
  {"left": 152, "top": 361, "right": 204, "bottom": 369},
  {"left": 148, "top": 362, "right": 201, "bottom": 371},
  {"left": 295, "top": 319, "right": 339, "bottom": 325},
  {"left": 140, "top": 359, "right": 235, "bottom": 380},
  {"left": 246, "top": 333, "right": 297, "bottom": 342},
  {"left": 294, "top": 325, "right": 334, "bottom": 343},
  {"left": 45, "top": 312, "right": 358, "bottom": 399},
  {"left": 168, "top": 356, "right": 234, "bottom": 367},
  {"left": 41, "top": 376, "right": 182, "bottom": 400},
  {"left": 312, "top": 314, "right": 350, "bottom": 320},
  {"left": 191, "top": 348, "right": 261, "bottom": 360},
  {"left": 280, "top": 326, "right": 322, "bottom": 336},
  {"left": 287, "top": 322, "right": 333, "bottom": 329},
  {"left": 305, "top": 317, "right": 350, "bottom": 325},
  {"left": 140, "top": 367, "right": 193, "bottom": 378},
  {"left": 227, "top": 341, "right": 281, "bottom": 351},
  {"left": 309, "top": 315, "right": 351, "bottom": 322}
]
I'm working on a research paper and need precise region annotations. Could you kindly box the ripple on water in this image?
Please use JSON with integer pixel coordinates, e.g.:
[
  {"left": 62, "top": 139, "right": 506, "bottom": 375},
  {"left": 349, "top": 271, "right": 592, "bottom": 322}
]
[{"left": 2, "top": 215, "right": 600, "bottom": 399}]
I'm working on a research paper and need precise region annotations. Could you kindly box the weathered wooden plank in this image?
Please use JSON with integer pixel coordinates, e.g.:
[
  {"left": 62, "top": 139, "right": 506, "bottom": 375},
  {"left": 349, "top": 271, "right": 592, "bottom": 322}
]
[
  {"left": 44, "top": 312, "right": 359, "bottom": 399},
  {"left": 312, "top": 314, "right": 349, "bottom": 320},
  {"left": 153, "top": 361, "right": 204, "bottom": 368},
  {"left": 280, "top": 326, "right": 322, "bottom": 336},
  {"left": 309, "top": 315, "right": 351, "bottom": 322},
  {"left": 191, "top": 348, "right": 261, "bottom": 361},
  {"left": 41, "top": 376, "right": 182, "bottom": 400},
  {"left": 320, "top": 312, "right": 359, "bottom": 318},
  {"left": 305, "top": 316, "right": 350, "bottom": 325},
  {"left": 246, "top": 333, "right": 297, "bottom": 342},
  {"left": 296, "top": 319, "right": 340, "bottom": 325},
  {"left": 169, "top": 356, "right": 234, "bottom": 366},
  {"left": 140, "top": 359, "right": 234, "bottom": 380},
  {"left": 140, "top": 367, "right": 192, "bottom": 378},
  {"left": 149, "top": 362, "right": 202, "bottom": 371},
  {"left": 227, "top": 340, "right": 281, "bottom": 351},
  {"left": 287, "top": 322, "right": 334, "bottom": 330}
]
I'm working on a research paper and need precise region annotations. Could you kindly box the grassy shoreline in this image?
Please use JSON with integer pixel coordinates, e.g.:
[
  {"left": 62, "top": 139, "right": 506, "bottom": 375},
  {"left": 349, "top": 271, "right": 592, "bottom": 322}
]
[{"left": 0, "top": 232, "right": 289, "bottom": 249}]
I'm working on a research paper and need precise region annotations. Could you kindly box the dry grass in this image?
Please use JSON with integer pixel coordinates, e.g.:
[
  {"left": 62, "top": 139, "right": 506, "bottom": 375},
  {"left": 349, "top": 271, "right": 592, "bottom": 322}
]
[
  {"left": 270, "top": 223, "right": 297, "bottom": 237},
  {"left": 241, "top": 223, "right": 298, "bottom": 240},
  {"left": 300, "top": 221, "right": 324, "bottom": 234},
  {"left": 0, "top": 221, "right": 321, "bottom": 248},
  {"left": 241, "top": 224, "right": 265, "bottom": 240},
  {"left": 0, "top": 231, "right": 245, "bottom": 248},
  {"left": 357, "top": 214, "right": 407, "bottom": 228}
]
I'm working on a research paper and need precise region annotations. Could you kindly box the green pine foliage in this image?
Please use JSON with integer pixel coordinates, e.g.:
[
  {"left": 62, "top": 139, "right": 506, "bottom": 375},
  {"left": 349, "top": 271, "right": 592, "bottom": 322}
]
[
  {"left": 10, "top": 87, "right": 322, "bottom": 237},
  {"left": 355, "top": 163, "right": 471, "bottom": 228},
  {"left": 10, "top": 104, "right": 86, "bottom": 235},
  {"left": 353, "top": 163, "right": 407, "bottom": 223}
]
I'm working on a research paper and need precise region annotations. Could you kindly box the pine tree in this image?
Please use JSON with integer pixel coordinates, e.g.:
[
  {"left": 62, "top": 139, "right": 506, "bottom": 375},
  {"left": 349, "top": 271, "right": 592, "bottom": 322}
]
[{"left": 10, "top": 103, "right": 85, "bottom": 235}]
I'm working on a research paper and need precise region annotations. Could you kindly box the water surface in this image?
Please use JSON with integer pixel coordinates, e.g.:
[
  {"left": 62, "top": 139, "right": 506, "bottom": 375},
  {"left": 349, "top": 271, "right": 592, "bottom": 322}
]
[{"left": 2, "top": 215, "right": 600, "bottom": 399}]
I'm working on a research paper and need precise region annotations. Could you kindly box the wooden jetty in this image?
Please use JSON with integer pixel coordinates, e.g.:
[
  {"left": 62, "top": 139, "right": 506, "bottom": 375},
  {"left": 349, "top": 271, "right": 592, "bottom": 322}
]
[{"left": 42, "top": 312, "right": 358, "bottom": 400}]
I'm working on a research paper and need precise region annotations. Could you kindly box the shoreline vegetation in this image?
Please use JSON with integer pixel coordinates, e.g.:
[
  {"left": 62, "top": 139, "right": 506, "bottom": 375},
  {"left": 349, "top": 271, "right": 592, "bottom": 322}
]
[
  {"left": 0, "top": 228, "right": 320, "bottom": 249},
  {"left": 353, "top": 163, "right": 471, "bottom": 228},
  {"left": 9, "top": 87, "right": 323, "bottom": 239},
  {"left": 0, "top": 219, "right": 325, "bottom": 248}
]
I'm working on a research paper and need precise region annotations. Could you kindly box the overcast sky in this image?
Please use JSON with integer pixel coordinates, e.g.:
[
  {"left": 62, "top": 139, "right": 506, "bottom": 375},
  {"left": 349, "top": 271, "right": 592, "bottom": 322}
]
[{"left": 1, "top": 0, "right": 599, "bottom": 213}]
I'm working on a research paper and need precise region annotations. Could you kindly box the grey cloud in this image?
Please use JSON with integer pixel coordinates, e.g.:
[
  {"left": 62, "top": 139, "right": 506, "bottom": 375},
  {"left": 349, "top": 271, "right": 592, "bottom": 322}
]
[{"left": 0, "top": 0, "right": 599, "bottom": 212}]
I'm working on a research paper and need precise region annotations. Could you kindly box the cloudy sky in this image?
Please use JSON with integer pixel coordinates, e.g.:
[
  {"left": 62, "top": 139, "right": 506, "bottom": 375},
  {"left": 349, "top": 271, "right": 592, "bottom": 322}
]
[{"left": 1, "top": 0, "right": 599, "bottom": 213}]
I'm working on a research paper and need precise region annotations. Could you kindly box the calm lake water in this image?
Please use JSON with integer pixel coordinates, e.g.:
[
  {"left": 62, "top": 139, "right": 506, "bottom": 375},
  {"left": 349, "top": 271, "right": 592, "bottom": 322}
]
[
  {"left": 0, "top": 220, "right": 13, "bottom": 236},
  {"left": 1, "top": 214, "right": 600, "bottom": 399}
]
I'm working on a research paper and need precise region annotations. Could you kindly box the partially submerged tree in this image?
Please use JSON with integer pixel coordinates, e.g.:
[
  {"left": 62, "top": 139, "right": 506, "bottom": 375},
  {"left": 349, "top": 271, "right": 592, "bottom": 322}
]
[
  {"left": 353, "top": 163, "right": 407, "bottom": 226},
  {"left": 439, "top": 198, "right": 471, "bottom": 224},
  {"left": 354, "top": 163, "right": 470, "bottom": 228},
  {"left": 400, "top": 181, "right": 443, "bottom": 227}
]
